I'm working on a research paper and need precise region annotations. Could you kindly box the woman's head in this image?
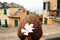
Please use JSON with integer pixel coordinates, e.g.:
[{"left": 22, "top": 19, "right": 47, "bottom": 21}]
[{"left": 18, "top": 14, "right": 43, "bottom": 40}]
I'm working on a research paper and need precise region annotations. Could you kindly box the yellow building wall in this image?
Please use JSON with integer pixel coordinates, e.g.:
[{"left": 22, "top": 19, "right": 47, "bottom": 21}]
[
  {"left": 0, "top": 7, "right": 27, "bottom": 27},
  {"left": 17, "top": 9, "right": 27, "bottom": 19},
  {"left": 48, "top": 18, "right": 54, "bottom": 24},
  {"left": 9, "top": 8, "right": 19, "bottom": 16},
  {"left": 43, "top": 10, "right": 50, "bottom": 17},
  {"left": 0, "top": 9, "right": 10, "bottom": 25},
  {"left": 9, "top": 18, "right": 20, "bottom": 27},
  {"left": 19, "top": 12, "right": 27, "bottom": 19},
  {"left": 50, "top": 0, "right": 57, "bottom": 10},
  {"left": 9, "top": 9, "right": 27, "bottom": 27}
]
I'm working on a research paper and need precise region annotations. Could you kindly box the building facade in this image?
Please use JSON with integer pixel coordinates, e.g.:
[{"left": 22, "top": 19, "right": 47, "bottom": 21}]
[
  {"left": 43, "top": 0, "right": 58, "bottom": 24},
  {"left": 0, "top": 2, "right": 28, "bottom": 27},
  {"left": 8, "top": 9, "right": 28, "bottom": 27},
  {"left": 0, "top": 8, "right": 10, "bottom": 27}
]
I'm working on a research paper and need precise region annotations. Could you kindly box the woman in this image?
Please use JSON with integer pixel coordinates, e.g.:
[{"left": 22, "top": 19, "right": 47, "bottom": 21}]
[{"left": 17, "top": 14, "right": 44, "bottom": 40}]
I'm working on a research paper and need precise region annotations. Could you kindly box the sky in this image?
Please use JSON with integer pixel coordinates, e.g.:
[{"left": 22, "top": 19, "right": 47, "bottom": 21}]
[{"left": 0, "top": 0, "right": 43, "bottom": 14}]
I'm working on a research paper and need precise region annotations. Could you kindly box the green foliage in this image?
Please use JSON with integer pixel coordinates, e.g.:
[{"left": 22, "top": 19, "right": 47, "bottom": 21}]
[
  {"left": 30, "top": 12, "right": 40, "bottom": 18},
  {"left": 3, "top": 2, "right": 8, "bottom": 5},
  {"left": 34, "top": 12, "right": 40, "bottom": 18},
  {"left": 20, "top": 6, "right": 24, "bottom": 8},
  {"left": 2, "top": 2, "right": 8, "bottom": 8},
  {"left": 30, "top": 12, "right": 43, "bottom": 18},
  {"left": 19, "top": 6, "right": 24, "bottom": 9}
]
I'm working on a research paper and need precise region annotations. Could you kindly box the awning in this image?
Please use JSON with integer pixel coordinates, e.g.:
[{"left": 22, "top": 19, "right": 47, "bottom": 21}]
[
  {"left": 50, "top": 10, "right": 60, "bottom": 12},
  {"left": 8, "top": 15, "right": 20, "bottom": 19}
]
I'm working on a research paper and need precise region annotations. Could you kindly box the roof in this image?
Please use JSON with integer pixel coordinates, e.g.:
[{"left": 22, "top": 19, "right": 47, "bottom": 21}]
[
  {"left": 0, "top": 2, "right": 22, "bottom": 9},
  {"left": 0, "top": 3, "right": 10, "bottom": 8},
  {"left": 7, "top": 3, "right": 20, "bottom": 8},
  {"left": 8, "top": 8, "right": 26, "bottom": 19},
  {"left": 15, "top": 8, "right": 26, "bottom": 15},
  {"left": 0, "top": 3, "right": 3, "bottom": 7}
]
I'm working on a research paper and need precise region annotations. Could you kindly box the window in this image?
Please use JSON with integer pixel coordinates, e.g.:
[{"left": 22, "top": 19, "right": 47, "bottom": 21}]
[
  {"left": 14, "top": 20, "right": 18, "bottom": 27},
  {"left": 4, "top": 9, "right": 7, "bottom": 15},
  {"left": 43, "top": 2, "right": 50, "bottom": 10}
]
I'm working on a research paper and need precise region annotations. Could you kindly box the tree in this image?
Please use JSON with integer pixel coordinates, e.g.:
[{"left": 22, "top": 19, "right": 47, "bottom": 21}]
[
  {"left": 3, "top": 2, "right": 7, "bottom": 5},
  {"left": 3, "top": 2, "right": 8, "bottom": 7},
  {"left": 33, "top": 12, "right": 40, "bottom": 18}
]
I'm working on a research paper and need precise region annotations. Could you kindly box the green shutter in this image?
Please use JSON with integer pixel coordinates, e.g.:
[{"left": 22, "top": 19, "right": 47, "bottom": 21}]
[
  {"left": 57, "top": 0, "right": 60, "bottom": 9},
  {"left": 43, "top": 2, "right": 45, "bottom": 10},
  {"left": 4, "top": 9, "right": 7, "bottom": 15},
  {"left": 15, "top": 20, "right": 18, "bottom": 27},
  {"left": 44, "top": 18, "right": 48, "bottom": 24},
  {"left": 5, "top": 19, "right": 8, "bottom": 27},
  {"left": 48, "top": 2, "right": 50, "bottom": 11},
  {"left": 0, "top": 19, "right": 1, "bottom": 27}
]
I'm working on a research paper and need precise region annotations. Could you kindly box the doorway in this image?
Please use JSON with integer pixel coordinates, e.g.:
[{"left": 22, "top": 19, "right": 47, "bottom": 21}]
[
  {"left": 44, "top": 18, "right": 48, "bottom": 24},
  {"left": 14, "top": 20, "right": 18, "bottom": 27}
]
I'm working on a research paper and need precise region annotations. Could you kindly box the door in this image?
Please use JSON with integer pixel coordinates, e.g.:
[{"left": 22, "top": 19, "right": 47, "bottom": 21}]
[
  {"left": 5, "top": 19, "right": 8, "bottom": 27},
  {"left": 0, "top": 20, "right": 1, "bottom": 27},
  {"left": 44, "top": 18, "right": 48, "bottom": 24},
  {"left": 14, "top": 20, "right": 18, "bottom": 27}
]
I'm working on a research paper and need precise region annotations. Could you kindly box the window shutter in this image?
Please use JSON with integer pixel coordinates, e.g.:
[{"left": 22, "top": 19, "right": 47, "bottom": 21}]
[
  {"left": 0, "top": 20, "right": 1, "bottom": 26},
  {"left": 43, "top": 2, "right": 45, "bottom": 10},
  {"left": 4, "top": 9, "right": 7, "bottom": 15},
  {"left": 58, "top": 0, "right": 60, "bottom": 9},
  {"left": 48, "top": 2, "right": 50, "bottom": 10}
]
